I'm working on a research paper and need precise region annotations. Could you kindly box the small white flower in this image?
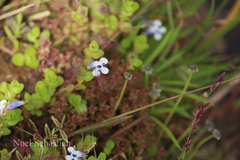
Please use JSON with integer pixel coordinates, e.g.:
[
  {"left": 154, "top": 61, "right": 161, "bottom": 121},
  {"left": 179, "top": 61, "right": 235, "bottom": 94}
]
[
  {"left": 144, "top": 20, "right": 167, "bottom": 41},
  {"left": 0, "top": 100, "right": 7, "bottom": 115},
  {"left": 88, "top": 57, "right": 109, "bottom": 76},
  {"left": 65, "top": 147, "right": 85, "bottom": 160}
]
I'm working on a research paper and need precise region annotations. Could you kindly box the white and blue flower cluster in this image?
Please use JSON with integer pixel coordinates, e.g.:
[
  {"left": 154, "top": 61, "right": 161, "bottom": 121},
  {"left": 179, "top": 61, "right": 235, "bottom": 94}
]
[
  {"left": 88, "top": 57, "right": 109, "bottom": 77},
  {"left": 65, "top": 147, "right": 85, "bottom": 160},
  {"left": 0, "top": 100, "right": 25, "bottom": 116},
  {"left": 144, "top": 20, "right": 167, "bottom": 41}
]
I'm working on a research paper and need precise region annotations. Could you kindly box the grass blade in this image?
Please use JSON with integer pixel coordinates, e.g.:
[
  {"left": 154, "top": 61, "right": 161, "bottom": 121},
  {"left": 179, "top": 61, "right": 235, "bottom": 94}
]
[{"left": 151, "top": 116, "right": 182, "bottom": 151}]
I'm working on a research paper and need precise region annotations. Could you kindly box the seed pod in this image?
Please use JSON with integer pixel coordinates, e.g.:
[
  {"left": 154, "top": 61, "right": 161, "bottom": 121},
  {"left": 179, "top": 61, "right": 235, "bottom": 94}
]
[
  {"left": 189, "top": 64, "right": 198, "bottom": 72},
  {"left": 213, "top": 129, "right": 221, "bottom": 140},
  {"left": 124, "top": 72, "right": 132, "bottom": 80}
]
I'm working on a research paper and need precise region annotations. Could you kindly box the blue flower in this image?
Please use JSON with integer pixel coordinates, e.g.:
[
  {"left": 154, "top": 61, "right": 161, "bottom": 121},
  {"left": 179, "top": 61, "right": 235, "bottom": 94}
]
[
  {"left": 8, "top": 101, "right": 25, "bottom": 110},
  {"left": 0, "top": 100, "right": 24, "bottom": 116},
  {"left": 88, "top": 57, "right": 109, "bottom": 76},
  {"left": 144, "top": 20, "right": 167, "bottom": 41},
  {"left": 65, "top": 147, "right": 85, "bottom": 160}
]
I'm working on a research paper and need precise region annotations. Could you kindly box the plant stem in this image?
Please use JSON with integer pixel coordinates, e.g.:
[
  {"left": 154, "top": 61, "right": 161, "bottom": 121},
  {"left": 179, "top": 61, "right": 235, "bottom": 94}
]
[
  {"left": 163, "top": 126, "right": 192, "bottom": 160},
  {"left": 166, "top": 72, "right": 193, "bottom": 125},
  {"left": 0, "top": 44, "right": 15, "bottom": 56},
  {"left": 187, "top": 135, "right": 214, "bottom": 160},
  {"left": 15, "top": 126, "right": 34, "bottom": 136},
  {"left": 158, "top": 72, "right": 193, "bottom": 143},
  {"left": 108, "top": 76, "right": 240, "bottom": 120},
  {"left": 218, "top": 0, "right": 240, "bottom": 30},
  {"left": 70, "top": 116, "right": 132, "bottom": 136},
  {"left": 181, "top": 118, "right": 196, "bottom": 160},
  {"left": 167, "top": 1, "right": 174, "bottom": 29},
  {"left": 0, "top": 4, "right": 34, "bottom": 20},
  {"left": 114, "top": 78, "right": 128, "bottom": 112},
  {"left": 191, "top": 127, "right": 208, "bottom": 147}
]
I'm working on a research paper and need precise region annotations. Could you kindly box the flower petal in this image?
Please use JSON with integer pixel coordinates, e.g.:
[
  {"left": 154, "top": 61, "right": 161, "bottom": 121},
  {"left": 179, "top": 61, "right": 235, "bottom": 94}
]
[
  {"left": 159, "top": 26, "right": 167, "bottom": 33},
  {"left": 8, "top": 101, "right": 25, "bottom": 110},
  {"left": 154, "top": 33, "right": 162, "bottom": 40},
  {"left": 149, "top": 26, "right": 158, "bottom": 33},
  {"left": 153, "top": 20, "right": 162, "bottom": 27},
  {"left": 100, "top": 67, "right": 109, "bottom": 74},
  {"left": 67, "top": 147, "right": 75, "bottom": 154},
  {"left": 0, "top": 100, "right": 7, "bottom": 107},
  {"left": 100, "top": 57, "right": 108, "bottom": 65},
  {"left": 88, "top": 61, "right": 98, "bottom": 68},
  {"left": 75, "top": 151, "right": 85, "bottom": 157},
  {"left": 92, "top": 69, "right": 101, "bottom": 76},
  {"left": 65, "top": 155, "right": 73, "bottom": 160},
  {"left": 144, "top": 28, "right": 153, "bottom": 35},
  {"left": 0, "top": 100, "right": 7, "bottom": 115}
]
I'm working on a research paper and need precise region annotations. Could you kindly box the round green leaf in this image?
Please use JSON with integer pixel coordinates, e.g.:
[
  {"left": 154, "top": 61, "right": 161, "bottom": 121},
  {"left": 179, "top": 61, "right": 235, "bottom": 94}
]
[
  {"left": 45, "top": 70, "right": 57, "bottom": 83},
  {"left": 103, "top": 148, "right": 111, "bottom": 156},
  {"left": 131, "top": 58, "right": 143, "bottom": 67},
  {"left": 68, "top": 93, "right": 82, "bottom": 108},
  {"left": 89, "top": 40, "right": 99, "bottom": 51},
  {"left": 11, "top": 53, "right": 24, "bottom": 67},
  {"left": 25, "top": 46, "right": 37, "bottom": 56},
  {"left": 106, "top": 15, "right": 118, "bottom": 30},
  {"left": 2, "top": 128, "right": 11, "bottom": 135},
  {"left": 84, "top": 72, "right": 94, "bottom": 82},
  {"left": 32, "top": 26, "right": 40, "bottom": 38},
  {"left": 133, "top": 34, "right": 149, "bottom": 53},
  {"left": 92, "top": 50, "right": 104, "bottom": 59},
  {"left": 98, "top": 152, "right": 107, "bottom": 160},
  {"left": 41, "top": 29, "right": 51, "bottom": 39},
  {"left": 123, "top": 1, "right": 139, "bottom": 15},
  {"left": 35, "top": 81, "right": 50, "bottom": 102},
  {"left": 8, "top": 80, "right": 24, "bottom": 94},
  {"left": 25, "top": 55, "right": 39, "bottom": 68},
  {"left": 0, "top": 82, "right": 7, "bottom": 93},
  {"left": 106, "top": 140, "right": 115, "bottom": 149},
  {"left": 27, "top": 33, "right": 36, "bottom": 42}
]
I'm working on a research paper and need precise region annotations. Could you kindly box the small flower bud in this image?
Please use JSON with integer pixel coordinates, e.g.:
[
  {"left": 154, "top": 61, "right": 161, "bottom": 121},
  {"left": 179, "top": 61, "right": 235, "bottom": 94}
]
[
  {"left": 142, "top": 65, "right": 153, "bottom": 74},
  {"left": 210, "top": 72, "right": 225, "bottom": 92},
  {"left": 202, "top": 102, "right": 210, "bottom": 109},
  {"left": 184, "top": 139, "right": 192, "bottom": 152},
  {"left": 212, "top": 129, "right": 221, "bottom": 140},
  {"left": 129, "top": 54, "right": 134, "bottom": 59},
  {"left": 189, "top": 64, "right": 198, "bottom": 72},
  {"left": 149, "top": 90, "right": 160, "bottom": 99},
  {"left": 124, "top": 72, "right": 132, "bottom": 80},
  {"left": 210, "top": 82, "right": 220, "bottom": 92},
  {"left": 203, "top": 92, "right": 208, "bottom": 98},
  {"left": 152, "top": 83, "right": 163, "bottom": 92}
]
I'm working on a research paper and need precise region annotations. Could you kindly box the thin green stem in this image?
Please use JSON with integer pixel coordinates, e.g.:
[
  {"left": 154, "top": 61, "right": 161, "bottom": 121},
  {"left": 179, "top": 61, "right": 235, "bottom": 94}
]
[
  {"left": 191, "top": 127, "right": 208, "bottom": 147},
  {"left": 187, "top": 135, "right": 214, "bottom": 160},
  {"left": 15, "top": 126, "right": 34, "bottom": 136},
  {"left": 181, "top": 94, "right": 209, "bottom": 159},
  {"left": 167, "top": 1, "right": 175, "bottom": 29},
  {"left": 163, "top": 126, "right": 192, "bottom": 160},
  {"left": 114, "top": 79, "right": 128, "bottom": 112},
  {"left": 158, "top": 72, "right": 193, "bottom": 143},
  {"left": 181, "top": 118, "right": 196, "bottom": 160},
  {"left": 108, "top": 76, "right": 240, "bottom": 120},
  {"left": 181, "top": 116, "right": 208, "bottom": 159},
  {"left": 166, "top": 72, "right": 193, "bottom": 125}
]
